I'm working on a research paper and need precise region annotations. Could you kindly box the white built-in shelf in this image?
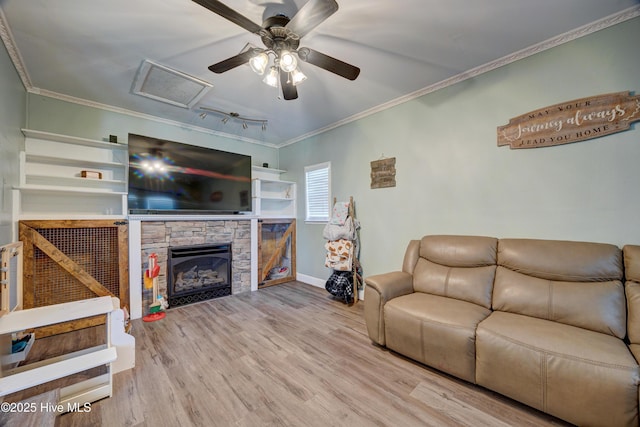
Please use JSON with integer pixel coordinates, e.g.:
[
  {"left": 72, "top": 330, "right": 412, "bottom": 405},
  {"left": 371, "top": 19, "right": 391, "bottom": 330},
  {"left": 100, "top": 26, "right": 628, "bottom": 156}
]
[
  {"left": 252, "top": 168, "right": 296, "bottom": 218},
  {"left": 25, "top": 153, "right": 125, "bottom": 169},
  {"left": 15, "top": 184, "right": 127, "bottom": 196},
  {"left": 21, "top": 129, "right": 128, "bottom": 151},
  {"left": 22, "top": 176, "right": 127, "bottom": 189},
  {"left": 251, "top": 165, "right": 286, "bottom": 176},
  {"left": 14, "top": 129, "right": 129, "bottom": 218}
]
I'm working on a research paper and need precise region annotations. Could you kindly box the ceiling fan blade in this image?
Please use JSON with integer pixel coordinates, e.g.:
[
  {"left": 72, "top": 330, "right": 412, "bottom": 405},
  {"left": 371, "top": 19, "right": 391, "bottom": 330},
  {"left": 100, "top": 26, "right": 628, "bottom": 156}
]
[
  {"left": 280, "top": 70, "right": 298, "bottom": 100},
  {"left": 297, "top": 47, "right": 360, "bottom": 80},
  {"left": 285, "top": 0, "right": 338, "bottom": 38},
  {"left": 208, "top": 49, "right": 256, "bottom": 73},
  {"left": 192, "top": 0, "right": 262, "bottom": 34}
]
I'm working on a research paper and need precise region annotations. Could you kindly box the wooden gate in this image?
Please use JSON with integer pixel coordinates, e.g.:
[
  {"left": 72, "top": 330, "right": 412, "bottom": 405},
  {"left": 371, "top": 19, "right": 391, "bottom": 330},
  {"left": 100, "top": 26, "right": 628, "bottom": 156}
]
[{"left": 19, "top": 219, "right": 128, "bottom": 337}]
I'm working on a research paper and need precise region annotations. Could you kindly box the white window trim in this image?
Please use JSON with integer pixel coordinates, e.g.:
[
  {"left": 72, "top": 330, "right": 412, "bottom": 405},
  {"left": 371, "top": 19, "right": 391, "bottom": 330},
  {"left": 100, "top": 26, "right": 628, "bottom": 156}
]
[{"left": 304, "top": 161, "right": 331, "bottom": 223}]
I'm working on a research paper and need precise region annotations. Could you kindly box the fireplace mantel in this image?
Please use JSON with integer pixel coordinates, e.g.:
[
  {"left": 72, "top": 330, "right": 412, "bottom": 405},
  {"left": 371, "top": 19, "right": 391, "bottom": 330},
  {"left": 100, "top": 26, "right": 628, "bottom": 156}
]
[
  {"left": 128, "top": 216, "right": 260, "bottom": 319},
  {"left": 128, "top": 214, "right": 258, "bottom": 221}
]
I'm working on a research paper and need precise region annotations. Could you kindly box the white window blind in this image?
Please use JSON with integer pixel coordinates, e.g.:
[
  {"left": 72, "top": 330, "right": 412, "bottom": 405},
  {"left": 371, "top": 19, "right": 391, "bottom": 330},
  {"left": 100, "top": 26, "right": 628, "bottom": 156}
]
[{"left": 305, "top": 162, "right": 331, "bottom": 222}]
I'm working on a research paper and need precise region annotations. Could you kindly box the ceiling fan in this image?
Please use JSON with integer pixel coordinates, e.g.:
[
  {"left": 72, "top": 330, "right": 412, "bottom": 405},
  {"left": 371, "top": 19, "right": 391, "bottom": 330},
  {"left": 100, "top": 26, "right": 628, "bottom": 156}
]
[{"left": 192, "top": 0, "right": 360, "bottom": 100}]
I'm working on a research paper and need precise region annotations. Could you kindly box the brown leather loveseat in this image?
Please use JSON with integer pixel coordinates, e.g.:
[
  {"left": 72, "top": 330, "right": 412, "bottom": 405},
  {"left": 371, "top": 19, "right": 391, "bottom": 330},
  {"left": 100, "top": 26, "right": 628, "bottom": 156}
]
[{"left": 364, "top": 235, "right": 640, "bottom": 426}]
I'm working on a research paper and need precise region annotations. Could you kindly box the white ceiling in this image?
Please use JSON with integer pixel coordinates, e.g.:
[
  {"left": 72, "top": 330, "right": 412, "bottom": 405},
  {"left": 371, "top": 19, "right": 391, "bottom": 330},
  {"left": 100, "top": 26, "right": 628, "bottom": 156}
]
[{"left": 1, "top": 0, "right": 638, "bottom": 147}]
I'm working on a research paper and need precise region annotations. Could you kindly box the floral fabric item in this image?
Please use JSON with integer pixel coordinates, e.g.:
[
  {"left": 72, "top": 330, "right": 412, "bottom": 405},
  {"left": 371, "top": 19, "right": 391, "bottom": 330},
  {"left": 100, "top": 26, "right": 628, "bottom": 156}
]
[
  {"left": 324, "top": 239, "right": 354, "bottom": 271},
  {"left": 329, "top": 201, "right": 350, "bottom": 225}
]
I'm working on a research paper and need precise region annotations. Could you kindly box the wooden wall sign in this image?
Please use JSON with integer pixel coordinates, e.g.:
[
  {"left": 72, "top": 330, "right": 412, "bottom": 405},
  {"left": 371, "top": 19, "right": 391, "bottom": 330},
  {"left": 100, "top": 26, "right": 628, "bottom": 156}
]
[
  {"left": 498, "top": 91, "right": 640, "bottom": 149},
  {"left": 370, "top": 157, "right": 396, "bottom": 189}
]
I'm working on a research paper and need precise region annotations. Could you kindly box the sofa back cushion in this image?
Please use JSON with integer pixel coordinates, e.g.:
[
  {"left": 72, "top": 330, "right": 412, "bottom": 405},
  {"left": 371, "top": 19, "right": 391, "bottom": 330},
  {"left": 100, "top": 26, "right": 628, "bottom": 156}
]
[
  {"left": 413, "top": 235, "right": 497, "bottom": 309},
  {"left": 494, "top": 238, "right": 625, "bottom": 339},
  {"left": 624, "top": 245, "right": 640, "bottom": 344}
]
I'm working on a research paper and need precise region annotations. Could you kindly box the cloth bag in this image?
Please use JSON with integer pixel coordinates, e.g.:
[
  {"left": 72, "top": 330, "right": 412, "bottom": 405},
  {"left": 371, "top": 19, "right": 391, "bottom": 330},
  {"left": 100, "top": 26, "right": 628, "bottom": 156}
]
[{"left": 325, "top": 270, "right": 354, "bottom": 304}]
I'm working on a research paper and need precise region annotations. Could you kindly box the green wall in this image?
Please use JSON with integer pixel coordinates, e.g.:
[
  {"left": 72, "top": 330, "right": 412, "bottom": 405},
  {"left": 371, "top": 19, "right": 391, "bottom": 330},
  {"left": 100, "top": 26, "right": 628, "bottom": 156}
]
[
  {"left": 280, "top": 17, "right": 640, "bottom": 281},
  {"left": 0, "top": 37, "right": 26, "bottom": 245},
  {"left": 26, "top": 94, "right": 279, "bottom": 168}
]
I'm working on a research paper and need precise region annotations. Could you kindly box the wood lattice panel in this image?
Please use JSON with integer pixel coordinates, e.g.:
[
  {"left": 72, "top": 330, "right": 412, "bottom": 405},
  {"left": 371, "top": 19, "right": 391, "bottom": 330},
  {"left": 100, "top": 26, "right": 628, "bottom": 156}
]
[
  {"left": 32, "top": 227, "right": 120, "bottom": 306},
  {"left": 258, "top": 219, "right": 296, "bottom": 288},
  {"left": 19, "top": 220, "right": 129, "bottom": 336}
]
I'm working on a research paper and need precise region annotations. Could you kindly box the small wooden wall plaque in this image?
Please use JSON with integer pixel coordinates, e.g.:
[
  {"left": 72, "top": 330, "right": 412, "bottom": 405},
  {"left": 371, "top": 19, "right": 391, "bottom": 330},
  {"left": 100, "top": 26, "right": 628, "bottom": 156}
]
[
  {"left": 370, "top": 157, "right": 396, "bottom": 189},
  {"left": 498, "top": 91, "right": 640, "bottom": 149}
]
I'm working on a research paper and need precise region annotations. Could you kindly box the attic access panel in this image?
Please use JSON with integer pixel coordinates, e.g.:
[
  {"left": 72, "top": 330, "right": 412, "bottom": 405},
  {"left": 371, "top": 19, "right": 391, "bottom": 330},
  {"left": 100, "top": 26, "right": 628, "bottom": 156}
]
[{"left": 132, "top": 59, "right": 213, "bottom": 108}]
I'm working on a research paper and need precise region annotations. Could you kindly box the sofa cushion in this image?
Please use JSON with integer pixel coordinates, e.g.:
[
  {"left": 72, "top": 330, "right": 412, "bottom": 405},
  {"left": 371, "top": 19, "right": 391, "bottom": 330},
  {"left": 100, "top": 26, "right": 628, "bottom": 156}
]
[
  {"left": 495, "top": 238, "right": 626, "bottom": 339},
  {"left": 476, "top": 311, "right": 640, "bottom": 427},
  {"left": 493, "top": 266, "right": 626, "bottom": 338},
  {"left": 624, "top": 244, "right": 640, "bottom": 282},
  {"left": 413, "top": 235, "right": 497, "bottom": 308},
  {"left": 627, "top": 282, "right": 640, "bottom": 345},
  {"left": 497, "top": 238, "right": 623, "bottom": 282},
  {"left": 624, "top": 245, "right": 640, "bottom": 344},
  {"left": 384, "top": 293, "right": 491, "bottom": 383},
  {"left": 631, "top": 344, "right": 640, "bottom": 365}
]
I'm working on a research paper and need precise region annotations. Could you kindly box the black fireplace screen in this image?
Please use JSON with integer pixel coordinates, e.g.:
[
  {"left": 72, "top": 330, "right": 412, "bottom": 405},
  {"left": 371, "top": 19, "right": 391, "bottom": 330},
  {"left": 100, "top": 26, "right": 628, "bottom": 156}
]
[{"left": 167, "top": 243, "right": 232, "bottom": 307}]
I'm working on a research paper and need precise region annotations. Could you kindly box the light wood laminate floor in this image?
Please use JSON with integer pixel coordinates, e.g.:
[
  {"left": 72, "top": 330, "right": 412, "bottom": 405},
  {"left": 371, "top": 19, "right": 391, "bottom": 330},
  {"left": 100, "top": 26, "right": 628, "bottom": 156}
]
[{"left": 27, "top": 282, "right": 570, "bottom": 426}]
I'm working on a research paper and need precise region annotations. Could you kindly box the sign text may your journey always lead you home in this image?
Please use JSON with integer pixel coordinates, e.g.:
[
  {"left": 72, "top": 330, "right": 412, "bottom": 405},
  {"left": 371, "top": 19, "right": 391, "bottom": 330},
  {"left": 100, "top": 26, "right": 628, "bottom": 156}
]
[{"left": 497, "top": 92, "right": 640, "bottom": 149}]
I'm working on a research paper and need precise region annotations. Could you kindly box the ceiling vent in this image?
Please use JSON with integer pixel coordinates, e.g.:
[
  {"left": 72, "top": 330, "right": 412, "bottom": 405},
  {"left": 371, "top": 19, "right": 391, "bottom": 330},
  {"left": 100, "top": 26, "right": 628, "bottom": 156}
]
[{"left": 132, "top": 60, "right": 212, "bottom": 109}]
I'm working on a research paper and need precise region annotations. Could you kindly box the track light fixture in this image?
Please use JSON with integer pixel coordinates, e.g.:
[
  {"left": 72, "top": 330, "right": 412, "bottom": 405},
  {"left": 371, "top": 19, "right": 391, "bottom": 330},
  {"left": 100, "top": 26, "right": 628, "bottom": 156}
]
[{"left": 198, "top": 106, "right": 267, "bottom": 131}]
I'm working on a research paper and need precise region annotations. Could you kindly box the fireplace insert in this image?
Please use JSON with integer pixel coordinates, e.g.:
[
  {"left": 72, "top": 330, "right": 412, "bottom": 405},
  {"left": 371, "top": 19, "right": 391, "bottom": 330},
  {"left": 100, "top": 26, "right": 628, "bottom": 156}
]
[{"left": 167, "top": 243, "right": 232, "bottom": 307}]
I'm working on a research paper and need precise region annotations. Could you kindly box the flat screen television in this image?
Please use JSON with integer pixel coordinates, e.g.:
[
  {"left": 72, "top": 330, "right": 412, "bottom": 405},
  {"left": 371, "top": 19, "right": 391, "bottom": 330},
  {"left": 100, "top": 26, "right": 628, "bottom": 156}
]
[{"left": 127, "top": 134, "right": 252, "bottom": 214}]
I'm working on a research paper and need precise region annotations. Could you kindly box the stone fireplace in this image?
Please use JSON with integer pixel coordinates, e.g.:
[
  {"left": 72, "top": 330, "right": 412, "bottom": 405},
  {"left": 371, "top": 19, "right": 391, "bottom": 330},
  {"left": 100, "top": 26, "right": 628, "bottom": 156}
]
[{"left": 140, "top": 220, "right": 251, "bottom": 314}]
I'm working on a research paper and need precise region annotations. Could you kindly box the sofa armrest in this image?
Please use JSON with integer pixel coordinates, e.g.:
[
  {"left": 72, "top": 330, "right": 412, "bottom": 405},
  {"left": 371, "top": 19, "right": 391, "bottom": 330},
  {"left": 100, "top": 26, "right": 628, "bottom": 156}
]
[{"left": 364, "top": 271, "right": 414, "bottom": 346}]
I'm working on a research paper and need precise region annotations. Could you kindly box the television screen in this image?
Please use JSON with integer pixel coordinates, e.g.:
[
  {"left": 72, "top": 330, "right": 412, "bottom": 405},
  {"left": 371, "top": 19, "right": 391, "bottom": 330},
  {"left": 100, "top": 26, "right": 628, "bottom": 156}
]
[{"left": 127, "top": 134, "right": 252, "bottom": 214}]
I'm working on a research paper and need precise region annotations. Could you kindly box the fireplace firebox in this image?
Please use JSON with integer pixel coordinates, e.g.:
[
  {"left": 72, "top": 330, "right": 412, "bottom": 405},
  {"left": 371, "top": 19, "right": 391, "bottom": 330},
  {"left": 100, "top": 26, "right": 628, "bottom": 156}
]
[{"left": 167, "top": 243, "right": 232, "bottom": 307}]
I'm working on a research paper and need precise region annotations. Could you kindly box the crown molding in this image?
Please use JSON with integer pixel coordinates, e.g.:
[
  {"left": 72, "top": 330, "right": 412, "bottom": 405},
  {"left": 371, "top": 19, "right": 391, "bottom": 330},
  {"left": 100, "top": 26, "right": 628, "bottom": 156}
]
[
  {"left": 280, "top": 5, "right": 640, "bottom": 147},
  {"left": 0, "top": 7, "right": 31, "bottom": 89}
]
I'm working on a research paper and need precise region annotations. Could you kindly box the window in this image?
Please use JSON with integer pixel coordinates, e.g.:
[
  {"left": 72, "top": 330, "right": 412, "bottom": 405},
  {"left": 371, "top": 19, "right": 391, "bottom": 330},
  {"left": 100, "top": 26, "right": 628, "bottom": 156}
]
[{"left": 305, "top": 162, "right": 331, "bottom": 222}]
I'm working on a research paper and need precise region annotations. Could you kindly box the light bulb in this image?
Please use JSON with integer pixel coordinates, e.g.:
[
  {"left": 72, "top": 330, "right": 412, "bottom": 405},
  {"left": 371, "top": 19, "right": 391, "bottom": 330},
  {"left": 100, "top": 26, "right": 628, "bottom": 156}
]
[
  {"left": 263, "top": 67, "right": 279, "bottom": 87},
  {"left": 291, "top": 68, "right": 307, "bottom": 86},
  {"left": 279, "top": 51, "right": 297, "bottom": 73},
  {"left": 249, "top": 52, "right": 268, "bottom": 75}
]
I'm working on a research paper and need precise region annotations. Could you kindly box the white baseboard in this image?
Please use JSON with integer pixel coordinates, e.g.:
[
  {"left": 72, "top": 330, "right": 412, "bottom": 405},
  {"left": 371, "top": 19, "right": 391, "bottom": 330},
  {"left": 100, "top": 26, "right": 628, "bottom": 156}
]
[{"left": 296, "top": 273, "right": 326, "bottom": 288}]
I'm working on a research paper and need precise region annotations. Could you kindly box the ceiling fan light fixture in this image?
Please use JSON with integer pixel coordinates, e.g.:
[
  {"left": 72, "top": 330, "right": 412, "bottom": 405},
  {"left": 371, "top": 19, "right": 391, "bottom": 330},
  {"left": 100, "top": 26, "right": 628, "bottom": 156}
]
[
  {"left": 197, "top": 0, "right": 360, "bottom": 100},
  {"left": 279, "top": 51, "right": 297, "bottom": 73},
  {"left": 263, "top": 66, "right": 279, "bottom": 87},
  {"left": 291, "top": 68, "right": 307, "bottom": 86},
  {"left": 249, "top": 52, "right": 269, "bottom": 75}
]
